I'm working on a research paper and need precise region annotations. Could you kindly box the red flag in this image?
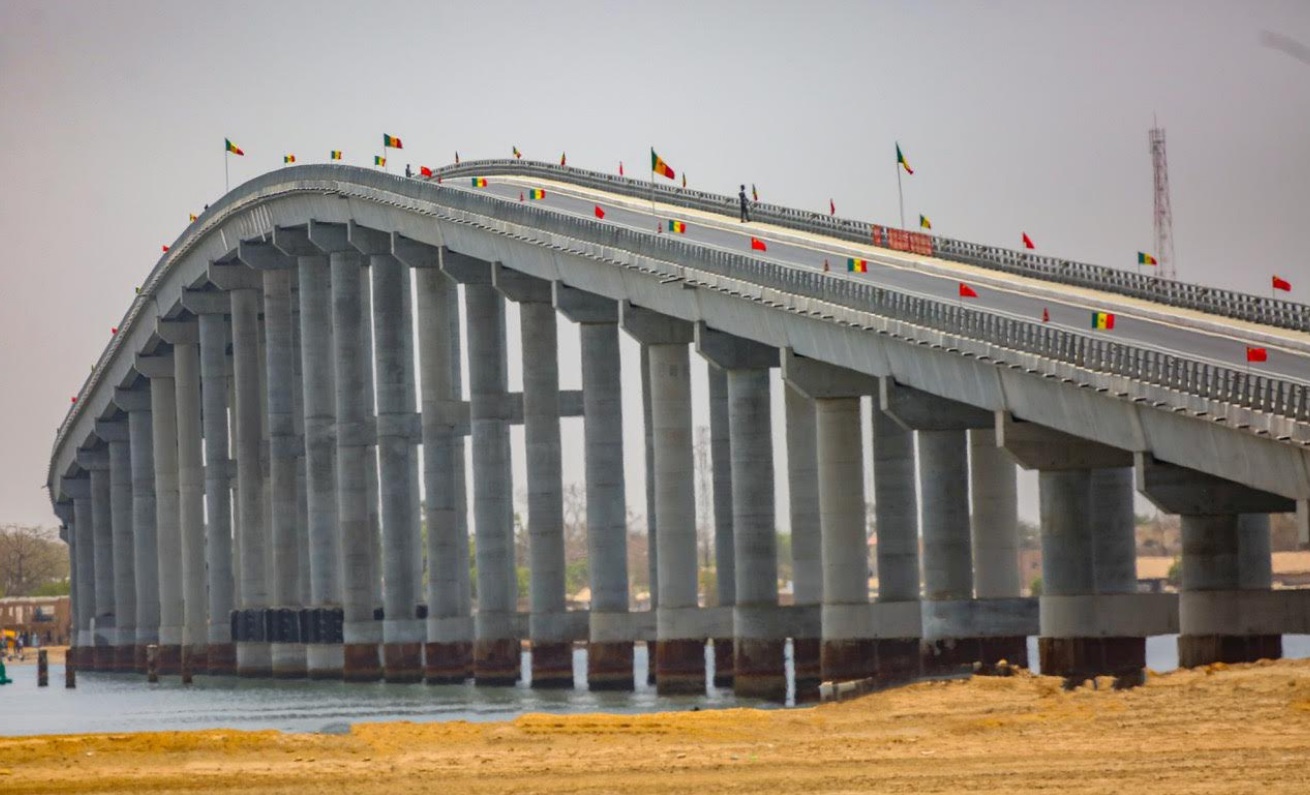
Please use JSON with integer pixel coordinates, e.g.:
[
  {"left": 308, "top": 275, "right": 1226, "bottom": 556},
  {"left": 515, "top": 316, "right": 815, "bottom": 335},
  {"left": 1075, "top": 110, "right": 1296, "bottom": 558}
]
[
  {"left": 619, "top": 161, "right": 624, "bottom": 176},
  {"left": 750, "top": 237, "right": 767, "bottom": 251},
  {"left": 594, "top": 205, "right": 606, "bottom": 219},
  {"left": 829, "top": 198, "right": 835, "bottom": 215},
  {"left": 519, "top": 191, "right": 525, "bottom": 202},
  {"left": 419, "top": 165, "right": 433, "bottom": 177},
  {"left": 1273, "top": 275, "right": 1292, "bottom": 292},
  {"left": 1246, "top": 346, "right": 1268, "bottom": 362},
  {"left": 1022, "top": 233, "right": 1034, "bottom": 250},
  {"left": 1041, "top": 307, "right": 1050, "bottom": 323},
  {"left": 70, "top": 396, "right": 78, "bottom": 404},
  {"left": 823, "top": 258, "right": 830, "bottom": 272},
  {"left": 437, "top": 176, "right": 443, "bottom": 184},
  {"left": 110, "top": 327, "right": 118, "bottom": 335},
  {"left": 161, "top": 245, "right": 170, "bottom": 252},
  {"left": 959, "top": 283, "right": 978, "bottom": 298}
]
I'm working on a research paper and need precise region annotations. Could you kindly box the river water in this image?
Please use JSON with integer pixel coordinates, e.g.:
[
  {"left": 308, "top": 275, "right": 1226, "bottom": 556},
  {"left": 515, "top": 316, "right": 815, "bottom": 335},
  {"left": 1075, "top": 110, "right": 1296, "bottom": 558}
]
[{"left": 3, "top": 636, "right": 1307, "bottom": 737}]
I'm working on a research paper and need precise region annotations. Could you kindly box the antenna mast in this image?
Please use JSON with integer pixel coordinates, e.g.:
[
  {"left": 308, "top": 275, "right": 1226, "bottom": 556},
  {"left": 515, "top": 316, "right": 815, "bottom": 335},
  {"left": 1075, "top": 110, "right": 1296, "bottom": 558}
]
[{"left": 1150, "top": 122, "right": 1176, "bottom": 280}]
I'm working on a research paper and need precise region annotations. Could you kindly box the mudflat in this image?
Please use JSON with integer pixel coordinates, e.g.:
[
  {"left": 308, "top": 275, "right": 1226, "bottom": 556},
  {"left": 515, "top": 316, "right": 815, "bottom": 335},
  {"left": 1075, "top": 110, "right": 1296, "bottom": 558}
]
[{"left": 1, "top": 658, "right": 1307, "bottom": 794}]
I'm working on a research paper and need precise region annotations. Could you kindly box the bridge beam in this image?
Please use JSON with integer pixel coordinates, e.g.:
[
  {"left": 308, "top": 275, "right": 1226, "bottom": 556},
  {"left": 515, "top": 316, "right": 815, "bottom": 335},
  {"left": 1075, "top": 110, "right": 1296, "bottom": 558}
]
[
  {"left": 136, "top": 354, "right": 183, "bottom": 675},
  {"left": 697, "top": 324, "right": 785, "bottom": 701},
  {"left": 621, "top": 302, "right": 704, "bottom": 695},
  {"left": 1135, "top": 454, "right": 1286, "bottom": 668},
  {"left": 555, "top": 284, "right": 633, "bottom": 690}
]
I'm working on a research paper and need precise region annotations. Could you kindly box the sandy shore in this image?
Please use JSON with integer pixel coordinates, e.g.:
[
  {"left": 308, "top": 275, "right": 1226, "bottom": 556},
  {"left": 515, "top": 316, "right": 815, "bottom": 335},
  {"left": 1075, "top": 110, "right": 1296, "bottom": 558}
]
[
  {"left": 3, "top": 646, "right": 66, "bottom": 666},
  {"left": 1, "top": 658, "right": 1307, "bottom": 794}
]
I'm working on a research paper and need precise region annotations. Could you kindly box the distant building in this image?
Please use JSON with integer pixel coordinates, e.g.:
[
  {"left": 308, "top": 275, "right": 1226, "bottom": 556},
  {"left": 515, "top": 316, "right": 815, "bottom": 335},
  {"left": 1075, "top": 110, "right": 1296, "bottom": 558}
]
[{"left": 0, "top": 595, "right": 71, "bottom": 645}]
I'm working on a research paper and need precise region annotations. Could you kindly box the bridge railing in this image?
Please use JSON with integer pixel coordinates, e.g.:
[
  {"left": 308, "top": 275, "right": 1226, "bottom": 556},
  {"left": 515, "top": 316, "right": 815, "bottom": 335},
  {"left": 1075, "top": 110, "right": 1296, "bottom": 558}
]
[
  {"left": 50, "top": 165, "right": 1310, "bottom": 495},
  {"left": 434, "top": 159, "right": 1310, "bottom": 333}
]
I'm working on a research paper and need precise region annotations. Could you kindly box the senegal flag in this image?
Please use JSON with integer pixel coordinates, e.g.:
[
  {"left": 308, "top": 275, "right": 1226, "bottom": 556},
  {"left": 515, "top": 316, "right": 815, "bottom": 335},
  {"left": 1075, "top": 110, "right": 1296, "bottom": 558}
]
[
  {"left": 848, "top": 258, "right": 868, "bottom": 273},
  {"left": 651, "top": 148, "right": 675, "bottom": 180},
  {"left": 513, "top": 145, "right": 522, "bottom": 159},
  {"left": 668, "top": 219, "right": 686, "bottom": 233},
  {"left": 919, "top": 214, "right": 932, "bottom": 230},
  {"left": 1091, "top": 311, "right": 1116, "bottom": 330},
  {"left": 284, "top": 154, "right": 296, "bottom": 163},
  {"left": 471, "top": 177, "right": 488, "bottom": 187},
  {"left": 330, "top": 150, "right": 343, "bottom": 160},
  {"left": 896, "top": 142, "right": 913, "bottom": 174},
  {"left": 225, "top": 138, "right": 244, "bottom": 156},
  {"left": 374, "top": 155, "right": 386, "bottom": 166},
  {"left": 528, "top": 189, "right": 545, "bottom": 199},
  {"left": 383, "top": 134, "right": 403, "bottom": 149},
  {"left": 1137, "top": 252, "right": 1158, "bottom": 265}
]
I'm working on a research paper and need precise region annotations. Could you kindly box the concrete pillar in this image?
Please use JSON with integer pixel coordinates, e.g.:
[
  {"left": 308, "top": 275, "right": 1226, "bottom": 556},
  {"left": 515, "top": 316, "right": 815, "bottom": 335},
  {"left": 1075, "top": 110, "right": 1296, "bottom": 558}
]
[
  {"left": 413, "top": 260, "right": 471, "bottom": 683},
  {"left": 105, "top": 422, "right": 137, "bottom": 672},
  {"left": 707, "top": 365, "right": 734, "bottom": 687},
  {"left": 292, "top": 311, "right": 311, "bottom": 610},
  {"left": 262, "top": 267, "right": 305, "bottom": 678},
  {"left": 495, "top": 267, "right": 569, "bottom": 688},
  {"left": 142, "top": 363, "right": 183, "bottom": 675},
  {"left": 172, "top": 340, "right": 207, "bottom": 670},
  {"left": 784, "top": 383, "right": 822, "bottom": 700},
  {"left": 1036, "top": 469, "right": 1098, "bottom": 679},
  {"left": 197, "top": 311, "right": 236, "bottom": 674},
  {"left": 359, "top": 267, "right": 382, "bottom": 624},
  {"left": 89, "top": 452, "right": 115, "bottom": 669},
  {"left": 641, "top": 344, "right": 658, "bottom": 614},
  {"left": 869, "top": 407, "right": 921, "bottom": 682},
  {"left": 67, "top": 476, "right": 96, "bottom": 662},
  {"left": 372, "top": 253, "right": 424, "bottom": 682},
  {"left": 229, "top": 286, "right": 271, "bottom": 677},
  {"left": 917, "top": 429, "right": 975, "bottom": 672},
  {"left": 555, "top": 284, "right": 631, "bottom": 690},
  {"left": 968, "top": 427, "right": 1027, "bottom": 669},
  {"left": 54, "top": 500, "right": 81, "bottom": 667},
  {"left": 331, "top": 249, "right": 380, "bottom": 681},
  {"left": 622, "top": 304, "right": 702, "bottom": 695},
  {"left": 296, "top": 252, "right": 343, "bottom": 678},
  {"left": 120, "top": 387, "right": 160, "bottom": 674}
]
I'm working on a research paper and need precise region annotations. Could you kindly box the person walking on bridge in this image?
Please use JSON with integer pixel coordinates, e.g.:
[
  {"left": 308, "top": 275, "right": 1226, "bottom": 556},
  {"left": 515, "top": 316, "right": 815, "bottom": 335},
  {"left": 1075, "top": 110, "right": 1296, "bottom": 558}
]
[{"left": 739, "top": 184, "right": 751, "bottom": 223}]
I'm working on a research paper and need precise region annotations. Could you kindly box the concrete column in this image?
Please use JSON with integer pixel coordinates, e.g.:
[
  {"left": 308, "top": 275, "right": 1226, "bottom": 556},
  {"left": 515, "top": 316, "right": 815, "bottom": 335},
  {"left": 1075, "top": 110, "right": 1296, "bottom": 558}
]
[
  {"left": 146, "top": 368, "right": 183, "bottom": 674},
  {"left": 359, "top": 265, "right": 382, "bottom": 619},
  {"left": 870, "top": 407, "right": 921, "bottom": 681},
  {"left": 297, "top": 253, "right": 343, "bottom": 678},
  {"left": 122, "top": 388, "right": 160, "bottom": 673},
  {"left": 263, "top": 268, "right": 305, "bottom": 678},
  {"left": 967, "top": 427, "right": 1027, "bottom": 669},
  {"left": 292, "top": 311, "right": 311, "bottom": 610},
  {"left": 784, "top": 383, "right": 822, "bottom": 700},
  {"left": 917, "top": 429, "right": 975, "bottom": 672},
  {"left": 465, "top": 281, "right": 518, "bottom": 684},
  {"left": 198, "top": 312, "right": 236, "bottom": 674},
  {"left": 230, "top": 287, "right": 271, "bottom": 677},
  {"left": 172, "top": 341, "right": 208, "bottom": 669},
  {"left": 707, "top": 365, "right": 734, "bottom": 688},
  {"left": 1036, "top": 469, "right": 1099, "bottom": 679},
  {"left": 106, "top": 423, "right": 137, "bottom": 672},
  {"left": 414, "top": 264, "right": 471, "bottom": 682},
  {"left": 372, "top": 253, "right": 424, "bottom": 682},
  {"left": 1238, "top": 514, "right": 1274, "bottom": 591},
  {"left": 555, "top": 284, "right": 631, "bottom": 690},
  {"left": 641, "top": 344, "right": 658, "bottom": 613},
  {"left": 817, "top": 398, "right": 871, "bottom": 682},
  {"left": 89, "top": 454, "right": 115, "bottom": 669},
  {"left": 68, "top": 477, "right": 96, "bottom": 661},
  {"left": 54, "top": 499, "right": 82, "bottom": 668},
  {"left": 332, "top": 250, "right": 380, "bottom": 681},
  {"left": 622, "top": 304, "right": 702, "bottom": 695}
]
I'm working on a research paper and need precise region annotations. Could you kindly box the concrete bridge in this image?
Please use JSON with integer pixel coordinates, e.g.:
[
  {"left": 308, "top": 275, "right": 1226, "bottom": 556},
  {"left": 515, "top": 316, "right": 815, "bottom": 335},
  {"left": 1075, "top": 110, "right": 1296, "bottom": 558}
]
[{"left": 46, "top": 159, "right": 1310, "bottom": 699}]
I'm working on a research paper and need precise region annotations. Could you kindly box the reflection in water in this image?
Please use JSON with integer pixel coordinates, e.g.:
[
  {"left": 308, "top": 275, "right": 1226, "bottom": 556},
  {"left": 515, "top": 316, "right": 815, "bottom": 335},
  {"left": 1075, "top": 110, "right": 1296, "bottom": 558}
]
[{"left": 6, "top": 636, "right": 1308, "bottom": 737}]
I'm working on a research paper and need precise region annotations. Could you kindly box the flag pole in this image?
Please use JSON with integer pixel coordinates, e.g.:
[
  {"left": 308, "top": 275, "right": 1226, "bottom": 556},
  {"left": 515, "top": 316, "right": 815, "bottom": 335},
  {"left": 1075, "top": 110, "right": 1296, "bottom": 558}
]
[
  {"left": 896, "top": 161, "right": 905, "bottom": 230},
  {"left": 224, "top": 150, "right": 229, "bottom": 194}
]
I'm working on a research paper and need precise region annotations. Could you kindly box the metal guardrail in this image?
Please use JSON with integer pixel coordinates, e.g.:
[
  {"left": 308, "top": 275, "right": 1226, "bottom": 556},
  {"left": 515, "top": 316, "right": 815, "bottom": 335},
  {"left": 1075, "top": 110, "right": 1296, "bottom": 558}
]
[
  {"left": 49, "top": 165, "right": 1310, "bottom": 499},
  {"left": 434, "top": 159, "right": 1310, "bottom": 333}
]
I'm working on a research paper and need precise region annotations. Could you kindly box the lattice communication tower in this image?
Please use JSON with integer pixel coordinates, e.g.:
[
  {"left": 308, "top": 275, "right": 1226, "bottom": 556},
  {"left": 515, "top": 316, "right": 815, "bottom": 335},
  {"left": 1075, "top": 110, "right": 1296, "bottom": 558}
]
[{"left": 1150, "top": 124, "right": 1176, "bottom": 280}]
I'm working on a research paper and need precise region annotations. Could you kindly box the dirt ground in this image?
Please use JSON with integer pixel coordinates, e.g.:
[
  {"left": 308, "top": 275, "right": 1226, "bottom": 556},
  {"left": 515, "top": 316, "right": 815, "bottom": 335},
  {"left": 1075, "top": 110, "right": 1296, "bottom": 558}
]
[
  {"left": 3, "top": 645, "right": 66, "bottom": 666},
  {"left": 1, "top": 658, "right": 1307, "bottom": 794}
]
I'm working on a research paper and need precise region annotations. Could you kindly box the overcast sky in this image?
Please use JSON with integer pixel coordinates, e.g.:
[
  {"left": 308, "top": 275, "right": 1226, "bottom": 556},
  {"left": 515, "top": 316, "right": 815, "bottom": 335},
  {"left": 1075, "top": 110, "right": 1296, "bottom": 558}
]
[{"left": 2, "top": 0, "right": 1309, "bottom": 530}]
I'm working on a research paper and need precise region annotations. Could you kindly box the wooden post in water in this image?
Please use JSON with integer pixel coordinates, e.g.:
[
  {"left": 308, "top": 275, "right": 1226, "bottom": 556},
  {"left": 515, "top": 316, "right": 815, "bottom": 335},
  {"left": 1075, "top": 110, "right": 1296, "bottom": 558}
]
[
  {"left": 180, "top": 646, "right": 193, "bottom": 685},
  {"left": 37, "top": 650, "right": 49, "bottom": 687},
  {"left": 65, "top": 653, "right": 76, "bottom": 689},
  {"left": 146, "top": 644, "right": 159, "bottom": 683}
]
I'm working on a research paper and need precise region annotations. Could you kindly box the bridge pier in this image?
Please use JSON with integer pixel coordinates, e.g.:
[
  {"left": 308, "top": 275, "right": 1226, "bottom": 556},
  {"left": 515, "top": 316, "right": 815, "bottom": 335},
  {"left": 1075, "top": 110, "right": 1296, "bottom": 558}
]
[
  {"left": 165, "top": 328, "right": 209, "bottom": 672},
  {"left": 968, "top": 428, "right": 1026, "bottom": 669},
  {"left": 135, "top": 353, "right": 183, "bottom": 675},
  {"left": 118, "top": 384, "right": 160, "bottom": 674},
  {"left": 370, "top": 249, "right": 425, "bottom": 683},
  {"left": 784, "top": 383, "right": 823, "bottom": 701},
  {"left": 556, "top": 284, "right": 633, "bottom": 690},
  {"left": 405, "top": 241, "right": 474, "bottom": 683},
  {"left": 66, "top": 475, "right": 95, "bottom": 669},
  {"left": 869, "top": 404, "right": 923, "bottom": 684},
  {"left": 448, "top": 254, "right": 520, "bottom": 686},
  {"left": 100, "top": 418, "right": 137, "bottom": 672},
  {"left": 86, "top": 447, "right": 116, "bottom": 671},
  {"left": 623, "top": 304, "right": 705, "bottom": 695},
  {"left": 707, "top": 365, "right": 735, "bottom": 689}
]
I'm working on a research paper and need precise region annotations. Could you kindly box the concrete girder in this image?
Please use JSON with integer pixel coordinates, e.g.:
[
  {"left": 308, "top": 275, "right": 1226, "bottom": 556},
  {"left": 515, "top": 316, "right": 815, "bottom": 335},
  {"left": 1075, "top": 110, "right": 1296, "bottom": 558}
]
[
  {"left": 619, "top": 302, "right": 694, "bottom": 346},
  {"left": 391, "top": 234, "right": 441, "bottom": 270},
  {"left": 112, "top": 387, "right": 151, "bottom": 413},
  {"left": 997, "top": 412, "right": 1133, "bottom": 470},
  {"left": 780, "top": 348, "right": 877, "bottom": 400},
  {"left": 133, "top": 354, "right": 174, "bottom": 381},
  {"left": 347, "top": 221, "right": 390, "bottom": 255},
  {"left": 155, "top": 320, "right": 198, "bottom": 346},
  {"left": 695, "top": 323, "right": 778, "bottom": 371},
  {"left": 208, "top": 262, "right": 264, "bottom": 292},
  {"left": 93, "top": 419, "right": 130, "bottom": 444},
  {"left": 441, "top": 249, "right": 495, "bottom": 284},
  {"left": 492, "top": 263, "right": 553, "bottom": 304},
  {"left": 307, "top": 220, "right": 351, "bottom": 254},
  {"left": 236, "top": 239, "right": 295, "bottom": 271},
  {"left": 553, "top": 283, "right": 618, "bottom": 324},
  {"left": 880, "top": 379, "right": 992, "bottom": 432},
  {"left": 271, "top": 225, "right": 318, "bottom": 257},
  {"left": 1135, "top": 453, "right": 1295, "bottom": 515},
  {"left": 181, "top": 289, "right": 230, "bottom": 317}
]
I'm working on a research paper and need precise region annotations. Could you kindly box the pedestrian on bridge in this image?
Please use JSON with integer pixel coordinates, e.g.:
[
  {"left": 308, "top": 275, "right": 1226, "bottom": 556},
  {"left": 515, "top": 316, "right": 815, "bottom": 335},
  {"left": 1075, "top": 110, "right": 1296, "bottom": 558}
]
[
  {"left": 405, "top": 164, "right": 412, "bottom": 178},
  {"left": 739, "top": 185, "right": 751, "bottom": 223}
]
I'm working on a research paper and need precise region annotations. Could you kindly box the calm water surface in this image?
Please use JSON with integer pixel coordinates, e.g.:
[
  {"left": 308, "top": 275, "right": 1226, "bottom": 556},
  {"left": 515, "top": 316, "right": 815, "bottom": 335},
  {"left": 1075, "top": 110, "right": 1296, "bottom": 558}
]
[{"left": 3, "top": 636, "right": 1307, "bottom": 737}]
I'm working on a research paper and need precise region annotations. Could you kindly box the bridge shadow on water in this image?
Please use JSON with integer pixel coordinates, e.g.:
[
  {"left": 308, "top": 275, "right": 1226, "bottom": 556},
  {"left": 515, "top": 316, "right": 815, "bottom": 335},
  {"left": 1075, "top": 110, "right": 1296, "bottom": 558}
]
[{"left": 7, "top": 636, "right": 1308, "bottom": 737}]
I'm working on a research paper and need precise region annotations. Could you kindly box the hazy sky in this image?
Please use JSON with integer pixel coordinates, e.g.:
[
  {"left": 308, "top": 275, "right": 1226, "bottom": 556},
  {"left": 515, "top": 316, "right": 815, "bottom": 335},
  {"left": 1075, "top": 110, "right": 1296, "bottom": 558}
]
[{"left": 2, "top": 0, "right": 1309, "bottom": 530}]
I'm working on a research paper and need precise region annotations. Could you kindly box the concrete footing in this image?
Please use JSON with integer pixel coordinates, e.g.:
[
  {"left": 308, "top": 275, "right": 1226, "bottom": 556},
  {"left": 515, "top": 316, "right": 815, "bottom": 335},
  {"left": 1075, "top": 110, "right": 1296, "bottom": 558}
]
[
  {"left": 114, "top": 645, "right": 134, "bottom": 673},
  {"left": 183, "top": 645, "right": 207, "bottom": 675},
  {"left": 529, "top": 642, "right": 574, "bottom": 688},
  {"left": 474, "top": 638, "right": 521, "bottom": 686},
  {"left": 206, "top": 642, "right": 236, "bottom": 675},
  {"left": 733, "top": 638, "right": 787, "bottom": 701},
  {"left": 655, "top": 639, "right": 706, "bottom": 695},
  {"left": 133, "top": 644, "right": 149, "bottom": 674},
  {"left": 1039, "top": 636, "right": 1146, "bottom": 686},
  {"left": 424, "top": 641, "right": 473, "bottom": 683},
  {"left": 712, "top": 638, "right": 733, "bottom": 688},
  {"left": 156, "top": 644, "right": 181, "bottom": 676},
  {"left": 793, "top": 637, "right": 822, "bottom": 702},
  {"left": 1178, "top": 634, "right": 1282, "bottom": 668},
  {"left": 923, "top": 635, "right": 1029, "bottom": 675},
  {"left": 821, "top": 639, "right": 877, "bottom": 684},
  {"left": 305, "top": 645, "right": 344, "bottom": 679},
  {"left": 381, "top": 642, "right": 424, "bottom": 683},
  {"left": 236, "top": 643, "right": 272, "bottom": 678},
  {"left": 342, "top": 643, "right": 381, "bottom": 682},
  {"left": 271, "top": 644, "right": 307, "bottom": 679},
  {"left": 586, "top": 641, "right": 634, "bottom": 691},
  {"left": 93, "top": 645, "right": 113, "bottom": 672}
]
